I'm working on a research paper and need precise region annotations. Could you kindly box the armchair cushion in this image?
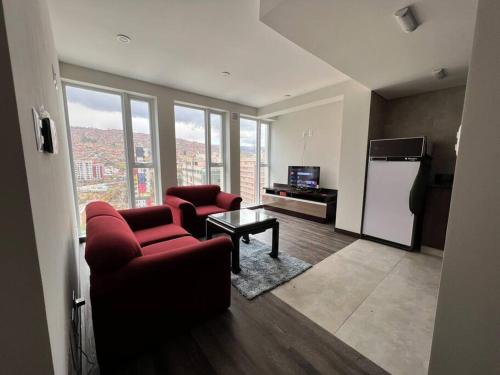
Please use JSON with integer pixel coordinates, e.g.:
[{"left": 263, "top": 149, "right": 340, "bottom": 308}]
[
  {"left": 141, "top": 236, "right": 200, "bottom": 256},
  {"left": 195, "top": 205, "right": 227, "bottom": 218},
  {"left": 134, "top": 224, "right": 190, "bottom": 247},
  {"left": 85, "top": 215, "right": 141, "bottom": 273},
  {"left": 166, "top": 184, "right": 221, "bottom": 207}
]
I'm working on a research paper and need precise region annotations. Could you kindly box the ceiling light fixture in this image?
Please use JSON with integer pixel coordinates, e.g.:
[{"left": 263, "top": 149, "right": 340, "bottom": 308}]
[
  {"left": 394, "top": 6, "right": 418, "bottom": 33},
  {"left": 221, "top": 71, "right": 231, "bottom": 77},
  {"left": 432, "top": 68, "right": 447, "bottom": 80},
  {"left": 116, "top": 34, "right": 131, "bottom": 44}
]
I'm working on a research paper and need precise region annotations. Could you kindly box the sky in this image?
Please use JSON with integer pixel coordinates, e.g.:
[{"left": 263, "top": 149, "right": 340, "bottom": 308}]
[
  {"left": 240, "top": 117, "right": 257, "bottom": 149},
  {"left": 66, "top": 85, "right": 150, "bottom": 134},
  {"left": 66, "top": 85, "right": 258, "bottom": 148},
  {"left": 174, "top": 105, "right": 205, "bottom": 143}
]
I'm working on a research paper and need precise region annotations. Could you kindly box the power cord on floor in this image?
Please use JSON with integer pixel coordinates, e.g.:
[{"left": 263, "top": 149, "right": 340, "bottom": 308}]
[{"left": 70, "top": 304, "right": 97, "bottom": 375}]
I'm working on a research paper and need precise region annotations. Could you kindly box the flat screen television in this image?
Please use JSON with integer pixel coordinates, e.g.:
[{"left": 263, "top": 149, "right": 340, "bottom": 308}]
[{"left": 288, "top": 166, "right": 320, "bottom": 189}]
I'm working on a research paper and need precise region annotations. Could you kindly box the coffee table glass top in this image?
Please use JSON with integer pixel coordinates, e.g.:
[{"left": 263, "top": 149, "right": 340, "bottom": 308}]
[{"left": 208, "top": 209, "right": 276, "bottom": 229}]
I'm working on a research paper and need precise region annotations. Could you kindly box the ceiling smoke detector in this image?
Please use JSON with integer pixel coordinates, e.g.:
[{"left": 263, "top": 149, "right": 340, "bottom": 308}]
[
  {"left": 116, "top": 34, "right": 131, "bottom": 44},
  {"left": 221, "top": 71, "right": 231, "bottom": 77},
  {"left": 433, "top": 68, "right": 447, "bottom": 80},
  {"left": 284, "top": 94, "right": 292, "bottom": 97},
  {"left": 394, "top": 6, "right": 418, "bottom": 33}
]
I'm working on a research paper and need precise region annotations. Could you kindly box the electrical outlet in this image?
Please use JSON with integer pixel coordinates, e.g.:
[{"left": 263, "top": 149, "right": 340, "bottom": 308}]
[
  {"left": 72, "top": 290, "right": 76, "bottom": 323},
  {"left": 71, "top": 290, "right": 85, "bottom": 325}
]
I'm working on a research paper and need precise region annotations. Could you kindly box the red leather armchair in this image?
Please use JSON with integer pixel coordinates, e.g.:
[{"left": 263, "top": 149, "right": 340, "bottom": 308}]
[
  {"left": 165, "top": 184, "right": 242, "bottom": 237},
  {"left": 85, "top": 201, "right": 233, "bottom": 366}
]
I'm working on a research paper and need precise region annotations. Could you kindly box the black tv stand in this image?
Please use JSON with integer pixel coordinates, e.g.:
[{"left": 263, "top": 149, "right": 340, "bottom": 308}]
[{"left": 261, "top": 183, "right": 337, "bottom": 223}]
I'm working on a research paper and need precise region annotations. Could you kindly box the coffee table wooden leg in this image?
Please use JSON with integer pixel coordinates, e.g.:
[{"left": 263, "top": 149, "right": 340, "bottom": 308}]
[
  {"left": 206, "top": 221, "right": 213, "bottom": 240},
  {"left": 242, "top": 233, "right": 250, "bottom": 244},
  {"left": 270, "top": 222, "right": 279, "bottom": 258},
  {"left": 231, "top": 234, "right": 241, "bottom": 274}
]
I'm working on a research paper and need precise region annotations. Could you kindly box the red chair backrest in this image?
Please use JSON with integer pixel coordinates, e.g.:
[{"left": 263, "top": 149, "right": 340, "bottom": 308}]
[{"left": 166, "top": 184, "right": 221, "bottom": 207}]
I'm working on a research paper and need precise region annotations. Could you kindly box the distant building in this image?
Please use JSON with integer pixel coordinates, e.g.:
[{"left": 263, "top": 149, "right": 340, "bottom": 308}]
[
  {"left": 240, "top": 156, "right": 256, "bottom": 205},
  {"left": 135, "top": 146, "right": 145, "bottom": 162},
  {"left": 76, "top": 160, "right": 104, "bottom": 181}
]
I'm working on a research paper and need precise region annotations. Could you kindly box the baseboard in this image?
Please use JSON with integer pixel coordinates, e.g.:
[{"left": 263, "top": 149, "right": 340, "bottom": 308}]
[
  {"left": 421, "top": 246, "right": 444, "bottom": 258},
  {"left": 361, "top": 234, "right": 418, "bottom": 251},
  {"left": 334, "top": 227, "right": 362, "bottom": 238}
]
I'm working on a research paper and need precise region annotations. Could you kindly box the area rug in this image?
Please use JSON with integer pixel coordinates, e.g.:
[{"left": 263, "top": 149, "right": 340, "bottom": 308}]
[{"left": 231, "top": 238, "right": 312, "bottom": 300}]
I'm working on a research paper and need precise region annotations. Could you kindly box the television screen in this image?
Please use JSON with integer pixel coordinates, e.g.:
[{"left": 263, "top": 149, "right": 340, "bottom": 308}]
[{"left": 288, "top": 166, "right": 320, "bottom": 189}]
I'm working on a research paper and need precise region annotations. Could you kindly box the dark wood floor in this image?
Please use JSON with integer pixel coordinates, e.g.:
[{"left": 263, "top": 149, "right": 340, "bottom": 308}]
[{"left": 79, "top": 210, "right": 387, "bottom": 375}]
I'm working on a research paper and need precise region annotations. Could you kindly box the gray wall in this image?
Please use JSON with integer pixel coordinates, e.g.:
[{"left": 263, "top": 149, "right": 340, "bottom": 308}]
[
  {"left": 429, "top": 0, "right": 500, "bottom": 373},
  {"left": 381, "top": 86, "right": 466, "bottom": 178},
  {"left": 60, "top": 63, "right": 258, "bottom": 195},
  {"left": 0, "top": 2, "right": 53, "bottom": 373},
  {"left": 270, "top": 101, "right": 343, "bottom": 189},
  {"left": 259, "top": 80, "right": 373, "bottom": 234},
  {"left": 1, "top": 0, "right": 79, "bottom": 373}
]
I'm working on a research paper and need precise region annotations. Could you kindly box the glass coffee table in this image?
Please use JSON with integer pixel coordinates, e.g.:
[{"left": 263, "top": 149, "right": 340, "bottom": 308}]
[{"left": 206, "top": 209, "right": 279, "bottom": 274}]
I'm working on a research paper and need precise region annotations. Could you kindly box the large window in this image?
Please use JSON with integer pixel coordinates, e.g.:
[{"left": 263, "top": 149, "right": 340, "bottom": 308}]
[
  {"left": 63, "top": 83, "right": 159, "bottom": 232},
  {"left": 174, "top": 105, "right": 226, "bottom": 188},
  {"left": 240, "top": 118, "right": 271, "bottom": 206}
]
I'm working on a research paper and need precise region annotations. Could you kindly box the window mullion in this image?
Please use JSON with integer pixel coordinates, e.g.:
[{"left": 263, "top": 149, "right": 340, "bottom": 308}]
[
  {"left": 206, "top": 110, "right": 211, "bottom": 184},
  {"left": 122, "top": 93, "right": 135, "bottom": 208},
  {"left": 256, "top": 120, "right": 261, "bottom": 204}
]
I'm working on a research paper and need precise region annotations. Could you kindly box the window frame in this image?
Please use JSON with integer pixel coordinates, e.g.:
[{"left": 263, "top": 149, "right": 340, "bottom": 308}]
[
  {"left": 174, "top": 103, "right": 227, "bottom": 189},
  {"left": 239, "top": 117, "right": 271, "bottom": 206},
  {"left": 124, "top": 94, "right": 161, "bottom": 208},
  {"left": 62, "top": 80, "right": 161, "bottom": 233},
  {"left": 259, "top": 121, "right": 271, "bottom": 200}
]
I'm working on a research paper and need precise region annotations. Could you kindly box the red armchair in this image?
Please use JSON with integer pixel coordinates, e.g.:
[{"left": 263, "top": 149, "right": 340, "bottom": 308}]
[
  {"left": 84, "top": 201, "right": 233, "bottom": 366},
  {"left": 165, "top": 184, "right": 242, "bottom": 237}
]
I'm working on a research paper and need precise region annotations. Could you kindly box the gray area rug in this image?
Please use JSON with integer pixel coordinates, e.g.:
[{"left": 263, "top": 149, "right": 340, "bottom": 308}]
[{"left": 231, "top": 238, "right": 312, "bottom": 300}]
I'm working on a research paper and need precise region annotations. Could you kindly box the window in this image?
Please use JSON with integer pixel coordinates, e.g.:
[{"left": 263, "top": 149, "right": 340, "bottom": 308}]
[
  {"left": 63, "top": 83, "right": 159, "bottom": 233},
  {"left": 209, "top": 112, "right": 225, "bottom": 188},
  {"left": 174, "top": 105, "right": 226, "bottom": 188},
  {"left": 240, "top": 118, "right": 271, "bottom": 206},
  {"left": 260, "top": 122, "right": 270, "bottom": 191}
]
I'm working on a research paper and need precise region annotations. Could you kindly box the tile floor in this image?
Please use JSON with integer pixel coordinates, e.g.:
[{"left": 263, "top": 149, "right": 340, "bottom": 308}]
[{"left": 272, "top": 239, "right": 443, "bottom": 375}]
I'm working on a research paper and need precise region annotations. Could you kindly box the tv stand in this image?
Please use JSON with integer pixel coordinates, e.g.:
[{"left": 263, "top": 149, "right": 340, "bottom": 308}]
[{"left": 262, "top": 183, "right": 337, "bottom": 223}]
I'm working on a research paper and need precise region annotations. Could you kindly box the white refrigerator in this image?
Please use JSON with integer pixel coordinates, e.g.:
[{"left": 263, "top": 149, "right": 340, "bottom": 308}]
[{"left": 362, "top": 137, "right": 429, "bottom": 249}]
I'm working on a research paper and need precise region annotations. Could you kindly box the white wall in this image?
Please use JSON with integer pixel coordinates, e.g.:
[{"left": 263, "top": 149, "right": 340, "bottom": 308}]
[
  {"left": 270, "top": 101, "right": 343, "bottom": 189},
  {"left": 429, "top": 0, "right": 500, "bottom": 373},
  {"left": 60, "top": 63, "right": 258, "bottom": 195},
  {"left": 1, "top": 0, "right": 79, "bottom": 373},
  {"left": 260, "top": 80, "right": 372, "bottom": 233}
]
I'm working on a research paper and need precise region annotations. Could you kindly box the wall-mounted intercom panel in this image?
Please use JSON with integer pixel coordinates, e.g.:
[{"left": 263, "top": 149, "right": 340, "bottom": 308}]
[{"left": 32, "top": 106, "right": 58, "bottom": 154}]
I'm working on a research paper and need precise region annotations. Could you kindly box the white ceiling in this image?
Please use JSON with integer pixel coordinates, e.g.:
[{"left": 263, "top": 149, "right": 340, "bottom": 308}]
[
  {"left": 261, "top": 0, "right": 478, "bottom": 99},
  {"left": 46, "top": 0, "right": 349, "bottom": 108}
]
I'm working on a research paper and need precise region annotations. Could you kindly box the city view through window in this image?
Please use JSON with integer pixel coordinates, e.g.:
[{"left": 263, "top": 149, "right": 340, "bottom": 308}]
[
  {"left": 65, "top": 85, "right": 158, "bottom": 232},
  {"left": 175, "top": 105, "right": 225, "bottom": 188},
  {"left": 65, "top": 89, "right": 268, "bottom": 231},
  {"left": 240, "top": 118, "right": 270, "bottom": 206}
]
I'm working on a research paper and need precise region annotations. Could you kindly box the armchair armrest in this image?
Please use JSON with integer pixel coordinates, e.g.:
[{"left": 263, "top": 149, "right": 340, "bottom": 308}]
[
  {"left": 164, "top": 195, "right": 195, "bottom": 210},
  {"left": 164, "top": 195, "right": 197, "bottom": 227},
  {"left": 118, "top": 205, "right": 173, "bottom": 231},
  {"left": 216, "top": 191, "right": 242, "bottom": 211}
]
